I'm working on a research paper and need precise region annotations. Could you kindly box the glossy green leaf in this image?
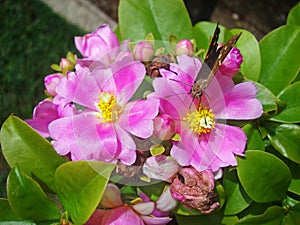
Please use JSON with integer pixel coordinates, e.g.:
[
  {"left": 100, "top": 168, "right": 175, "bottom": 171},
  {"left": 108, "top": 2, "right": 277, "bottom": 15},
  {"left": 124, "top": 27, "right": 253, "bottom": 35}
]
[
  {"left": 0, "top": 198, "right": 25, "bottom": 221},
  {"left": 0, "top": 116, "right": 67, "bottom": 192},
  {"left": 272, "top": 81, "right": 300, "bottom": 123},
  {"left": 287, "top": 3, "right": 300, "bottom": 26},
  {"left": 193, "top": 21, "right": 227, "bottom": 55},
  {"left": 265, "top": 122, "right": 300, "bottom": 164},
  {"left": 237, "top": 206, "right": 284, "bottom": 225},
  {"left": 259, "top": 25, "right": 300, "bottom": 95},
  {"left": 237, "top": 150, "right": 291, "bottom": 203},
  {"left": 7, "top": 165, "right": 60, "bottom": 221},
  {"left": 243, "top": 124, "right": 265, "bottom": 150},
  {"left": 55, "top": 161, "right": 115, "bottom": 225},
  {"left": 286, "top": 203, "right": 300, "bottom": 225},
  {"left": 119, "top": 0, "right": 193, "bottom": 41},
  {"left": 176, "top": 210, "right": 224, "bottom": 225},
  {"left": 288, "top": 161, "right": 300, "bottom": 196},
  {"left": 223, "top": 170, "right": 252, "bottom": 215},
  {"left": 230, "top": 29, "right": 261, "bottom": 81},
  {"left": 255, "top": 82, "right": 286, "bottom": 118}
]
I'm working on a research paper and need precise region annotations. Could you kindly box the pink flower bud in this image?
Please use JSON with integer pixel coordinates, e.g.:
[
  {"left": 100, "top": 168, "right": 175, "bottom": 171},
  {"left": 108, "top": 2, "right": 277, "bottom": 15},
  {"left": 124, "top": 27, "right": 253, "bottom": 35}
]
[
  {"left": 170, "top": 167, "right": 220, "bottom": 214},
  {"left": 175, "top": 39, "right": 194, "bottom": 56},
  {"left": 74, "top": 24, "right": 119, "bottom": 60},
  {"left": 44, "top": 73, "right": 63, "bottom": 96},
  {"left": 60, "top": 58, "right": 74, "bottom": 74},
  {"left": 153, "top": 114, "right": 175, "bottom": 140},
  {"left": 133, "top": 41, "right": 155, "bottom": 62},
  {"left": 219, "top": 47, "right": 243, "bottom": 77}
]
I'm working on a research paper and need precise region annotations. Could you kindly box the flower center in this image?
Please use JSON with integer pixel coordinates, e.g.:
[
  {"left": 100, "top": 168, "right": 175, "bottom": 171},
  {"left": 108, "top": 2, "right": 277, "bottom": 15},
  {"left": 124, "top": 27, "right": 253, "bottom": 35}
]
[
  {"left": 183, "top": 105, "right": 215, "bottom": 134},
  {"left": 96, "top": 92, "right": 121, "bottom": 123}
]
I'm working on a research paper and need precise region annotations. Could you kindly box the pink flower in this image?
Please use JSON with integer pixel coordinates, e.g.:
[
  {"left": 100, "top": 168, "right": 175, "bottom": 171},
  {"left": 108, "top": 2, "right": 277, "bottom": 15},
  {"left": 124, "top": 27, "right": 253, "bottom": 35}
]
[
  {"left": 133, "top": 41, "right": 155, "bottom": 62},
  {"left": 74, "top": 24, "right": 131, "bottom": 68},
  {"left": 170, "top": 166, "right": 219, "bottom": 214},
  {"left": 175, "top": 39, "right": 194, "bottom": 56},
  {"left": 44, "top": 73, "right": 64, "bottom": 96},
  {"left": 219, "top": 47, "right": 243, "bottom": 77},
  {"left": 49, "top": 57, "right": 159, "bottom": 165},
  {"left": 86, "top": 183, "right": 175, "bottom": 225},
  {"left": 150, "top": 54, "right": 263, "bottom": 172},
  {"left": 153, "top": 114, "right": 175, "bottom": 140}
]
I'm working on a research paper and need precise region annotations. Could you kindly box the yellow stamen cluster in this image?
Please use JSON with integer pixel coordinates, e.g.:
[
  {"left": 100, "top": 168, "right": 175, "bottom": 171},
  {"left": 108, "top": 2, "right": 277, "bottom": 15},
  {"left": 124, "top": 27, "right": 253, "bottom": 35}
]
[
  {"left": 96, "top": 92, "right": 121, "bottom": 122},
  {"left": 183, "top": 105, "right": 215, "bottom": 135}
]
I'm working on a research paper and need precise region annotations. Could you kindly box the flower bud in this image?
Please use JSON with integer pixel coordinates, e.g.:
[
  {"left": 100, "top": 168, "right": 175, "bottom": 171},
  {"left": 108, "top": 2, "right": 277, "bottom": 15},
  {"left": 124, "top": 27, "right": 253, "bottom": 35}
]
[
  {"left": 153, "top": 114, "right": 175, "bottom": 140},
  {"left": 219, "top": 47, "right": 243, "bottom": 77},
  {"left": 170, "top": 167, "right": 220, "bottom": 214},
  {"left": 175, "top": 39, "right": 194, "bottom": 56},
  {"left": 133, "top": 41, "right": 155, "bottom": 62},
  {"left": 60, "top": 58, "right": 74, "bottom": 74},
  {"left": 44, "top": 73, "right": 63, "bottom": 96}
]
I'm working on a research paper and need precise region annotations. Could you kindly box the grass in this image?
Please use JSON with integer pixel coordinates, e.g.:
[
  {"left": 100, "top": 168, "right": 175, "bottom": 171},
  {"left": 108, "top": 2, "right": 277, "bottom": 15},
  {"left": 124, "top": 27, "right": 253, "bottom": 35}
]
[{"left": 0, "top": 0, "right": 85, "bottom": 197}]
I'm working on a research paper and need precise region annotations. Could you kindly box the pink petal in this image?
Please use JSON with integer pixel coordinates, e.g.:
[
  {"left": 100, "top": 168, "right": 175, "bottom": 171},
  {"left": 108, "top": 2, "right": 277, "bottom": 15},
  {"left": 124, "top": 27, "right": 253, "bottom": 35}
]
[
  {"left": 156, "top": 187, "right": 178, "bottom": 212},
  {"left": 132, "top": 202, "right": 155, "bottom": 215},
  {"left": 119, "top": 99, "right": 159, "bottom": 138},
  {"left": 114, "top": 124, "right": 137, "bottom": 165},
  {"left": 110, "top": 58, "right": 146, "bottom": 104},
  {"left": 141, "top": 216, "right": 172, "bottom": 225},
  {"left": 101, "top": 206, "right": 144, "bottom": 225},
  {"left": 216, "top": 82, "right": 263, "bottom": 120}
]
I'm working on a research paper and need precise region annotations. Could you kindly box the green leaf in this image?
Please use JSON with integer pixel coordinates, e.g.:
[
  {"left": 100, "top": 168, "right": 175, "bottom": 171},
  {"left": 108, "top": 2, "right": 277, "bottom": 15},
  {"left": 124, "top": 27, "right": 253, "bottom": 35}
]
[
  {"left": 288, "top": 162, "right": 300, "bottom": 196},
  {"left": 193, "top": 22, "right": 227, "bottom": 55},
  {"left": 7, "top": 165, "right": 60, "bottom": 221},
  {"left": 237, "top": 206, "right": 285, "bottom": 225},
  {"left": 237, "top": 150, "right": 291, "bottom": 203},
  {"left": 286, "top": 203, "right": 300, "bottom": 225},
  {"left": 119, "top": 0, "right": 193, "bottom": 41},
  {"left": 223, "top": 169, "right": 252, "bottom": 215},
  {"left": 255, "top": 82, "right": 286, "bottom": 118},
  {"left": 175, "top": 210, "right": 224, "bottom": 225},
  {"left": 265, "top": 122, "right": 300, "bottom": 164},
  {"left": 287, "top": 3, "right": 300, "bottom": 26},
  {"left": 0, "top": 198, "right": 25, "bottom": 221},
  {"left": 55, "top": 161, "right": 115, "bottom": 225},
  {"left": 258, "top": 25, "right": 300, "bottom": 95},
  {"left": 243, "top": 123, "right": 265, "bottom": 150},
  {"left": 272, "top": 81, "right": 300, "bottom": 123},
  {"left": 0, "top": 116, "right": 67, "bottom": 192},
  {"left": 230, "top": 29, "right": 261, "bottom": 81}
]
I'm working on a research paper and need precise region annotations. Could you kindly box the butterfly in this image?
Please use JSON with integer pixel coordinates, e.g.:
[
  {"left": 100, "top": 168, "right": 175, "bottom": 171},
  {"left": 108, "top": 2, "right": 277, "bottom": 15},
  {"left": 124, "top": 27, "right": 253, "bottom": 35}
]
[{"left": 190, "top": 24, "right": 242, "bottom": 100}]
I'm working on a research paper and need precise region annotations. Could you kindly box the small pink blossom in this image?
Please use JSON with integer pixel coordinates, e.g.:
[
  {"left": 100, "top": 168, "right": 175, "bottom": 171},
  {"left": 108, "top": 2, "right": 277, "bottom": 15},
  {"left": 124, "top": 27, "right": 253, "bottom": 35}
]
[
  {"left": 219, "top": 47, "right": 243, "bottom": 77},
  {"left": 49, "top": 57, "right": 159, "bottom": 164},
  {"left": 175, "top": 39, "right": 194, "bottom": 56},
  {"left": 153, "top": 114, "right": 175, "bottom": 140},
  {"left": 44, "top": 73, "right": 64, "bottom": 96},
  {"left": 133, "top": 41, "right": 155, "bottom": 62},
  {"left": 150, "top": 54, "right": 263, "bottom": 172}
]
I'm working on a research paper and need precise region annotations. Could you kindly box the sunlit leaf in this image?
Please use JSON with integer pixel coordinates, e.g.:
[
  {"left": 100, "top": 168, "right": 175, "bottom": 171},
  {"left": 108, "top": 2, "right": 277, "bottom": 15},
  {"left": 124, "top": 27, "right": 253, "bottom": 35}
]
[
  {"left": 259, "top": 25, "right": 300, "bottom": 95},
  {"left": 7, "top": 165, "right": 60, "bottom": 221},
  {"left": 119, "top": 0, "right": 193, "bottom": 41},
  {"left": 0, "top": 116, "right": 67, "bottom": 192},
  {"left": 55, "top": 161, "right": 115, "bottom": 225},
  {"left": 237, "top": 151, "right": 291, "bottom": 203},
  {"left": 287, "top": 3, "right": 300, "bottom": 26},
  {"left": 243, "top": 123, "right": 264, "bottom": 150}
]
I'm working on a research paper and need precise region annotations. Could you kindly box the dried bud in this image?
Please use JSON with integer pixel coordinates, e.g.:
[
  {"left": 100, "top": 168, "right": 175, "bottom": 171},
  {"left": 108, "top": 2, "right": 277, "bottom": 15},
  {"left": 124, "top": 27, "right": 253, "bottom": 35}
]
[
  {"left": 219, "top": 47, "right": 243, "bottom": 77},
  {"left": 153, "top": 114, "right": 175, "bottom": 140},
  {"left": 44, "top": 73, "right": 63, "bottom": 96},
  {"left": 133, "top": 41, "right": 155, "bottom": 62},
  {"left": 175, "top": 39, "right": 194, "bottom": 56},
  {"left": 170, "top": 167, "right": 220, "bottom": 214}
]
